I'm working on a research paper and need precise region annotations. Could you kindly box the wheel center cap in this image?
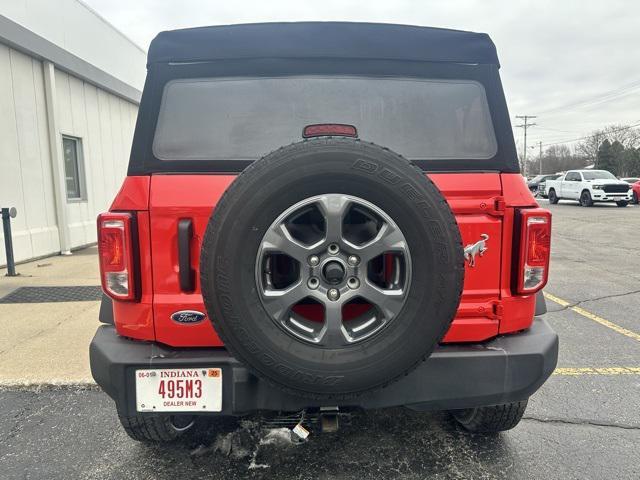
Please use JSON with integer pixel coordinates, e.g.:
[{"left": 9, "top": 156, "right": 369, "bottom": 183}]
[{"left": 323, "top": 261, "right": 345, "bottom": 285}]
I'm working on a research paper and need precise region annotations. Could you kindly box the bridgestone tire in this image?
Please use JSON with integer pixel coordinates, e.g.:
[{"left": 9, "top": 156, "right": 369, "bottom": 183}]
[
  {"left": 451, "top": 399, "right": 528, "bottom": 433},
  {"left": 548, "top": 189, "right": 559, "bottom": 204},
  {"left": 118, "top": 414, "right": 196, "bottom": 443},
  {"left": 200, "top": 138, "right": 464, "bottom": 398}
]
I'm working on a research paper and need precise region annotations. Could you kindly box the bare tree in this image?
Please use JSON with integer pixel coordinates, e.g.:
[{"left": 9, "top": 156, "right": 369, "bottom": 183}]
[
  {"left": 575, "top": 134, "right": 601, "bottom": 162},
  {"left": 605, "top": 124, "right": 640, "bottom": 148},
  {"left": 575, "top": 124, "right": 640, "bottom": 161},
  {"left": 527, "top": 144, "right": 589, "bottom": 174}
]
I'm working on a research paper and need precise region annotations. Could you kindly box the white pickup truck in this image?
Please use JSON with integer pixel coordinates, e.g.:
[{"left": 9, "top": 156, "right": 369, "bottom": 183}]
[{"left": 545, "top": 170, "right": 633, "bottom": 207}]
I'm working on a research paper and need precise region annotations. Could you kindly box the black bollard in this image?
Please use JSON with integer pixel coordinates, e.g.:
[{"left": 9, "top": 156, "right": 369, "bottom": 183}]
[{"left": 1, "top": 207, "right": 17, "bottom": 277}]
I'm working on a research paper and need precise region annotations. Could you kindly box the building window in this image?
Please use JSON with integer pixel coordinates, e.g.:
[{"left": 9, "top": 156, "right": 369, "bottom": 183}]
[{"left": 62, "top": 136, "right": 85, "bottom": 201}]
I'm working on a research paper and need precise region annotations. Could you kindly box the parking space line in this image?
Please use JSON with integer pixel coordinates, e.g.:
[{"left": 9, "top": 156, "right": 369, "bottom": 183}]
[
  {"left": 544, "top": 292, "right": 640, "bottom": 342},
  {"left": 554, "top": 367, "right": 640, "bottom": 376}
]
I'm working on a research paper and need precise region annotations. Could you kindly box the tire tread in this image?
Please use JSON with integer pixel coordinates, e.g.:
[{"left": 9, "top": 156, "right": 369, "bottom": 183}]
[
  {"left": 453, "top": 399, "right": 528, "bottom": 433},
  {"left": 118, "top": 414, "right": 182, "bottom": 443}
]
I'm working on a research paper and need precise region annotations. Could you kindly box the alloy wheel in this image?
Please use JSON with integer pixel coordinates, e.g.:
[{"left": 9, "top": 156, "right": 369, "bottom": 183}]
[{"left": 256, "top": 194, "right": 411, "bottom": 347}]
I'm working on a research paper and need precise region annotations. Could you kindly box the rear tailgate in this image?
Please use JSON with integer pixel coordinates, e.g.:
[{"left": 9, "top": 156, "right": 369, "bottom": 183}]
[
  {"left": 148, "top": 172, "right": 506, "bottom": 347},
  {"left": 431, "top": 173, "right": 504, "bottom": 342},
  {"left": 149, "top": 175, "right": 233, "bottom": 346}
]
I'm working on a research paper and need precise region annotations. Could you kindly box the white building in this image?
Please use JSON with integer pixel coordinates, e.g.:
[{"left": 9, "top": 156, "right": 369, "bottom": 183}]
[{"left": 0, "top": 0, "right": 145, "bottom": 266}]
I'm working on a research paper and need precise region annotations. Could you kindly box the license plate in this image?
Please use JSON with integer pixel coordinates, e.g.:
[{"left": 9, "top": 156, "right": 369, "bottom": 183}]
[{"left": 135, "top": 368, "right": 222, "bottom": 412}]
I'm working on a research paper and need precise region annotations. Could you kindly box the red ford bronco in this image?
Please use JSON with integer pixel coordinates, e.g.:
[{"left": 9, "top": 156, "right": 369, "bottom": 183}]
[{"left": 90, "top": 22, "right": 558, "bottom": 442}]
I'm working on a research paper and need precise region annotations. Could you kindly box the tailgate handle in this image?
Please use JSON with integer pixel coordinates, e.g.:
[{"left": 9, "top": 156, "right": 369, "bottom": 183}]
[{"left": 178, "top": 219, "right": 195, "bottom": 292}]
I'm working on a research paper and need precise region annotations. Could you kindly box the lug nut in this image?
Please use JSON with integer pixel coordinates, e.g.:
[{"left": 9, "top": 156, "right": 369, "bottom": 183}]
[
  {"left": 347, "top": 255, "right": 360, "bottom": 266},
  {"left": 347, "top": 277, "right": 360, "bottom": 289},
  {"left": 328, "top": 244, "right": 339, "bottom": 255},
  {"left": 327, "top": 288, "right": 340, "bottom": 301},
  {"left": 308, "top": 255, "right": 320, "bottom": 267},
  {"left": 308, "top": 277, "right": 319, "bottom": 289}
]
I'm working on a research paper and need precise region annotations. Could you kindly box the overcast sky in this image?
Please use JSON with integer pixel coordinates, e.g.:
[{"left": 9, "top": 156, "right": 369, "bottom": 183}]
[{"left": 83, "top": 0, "right": 640, "bottom": 154}]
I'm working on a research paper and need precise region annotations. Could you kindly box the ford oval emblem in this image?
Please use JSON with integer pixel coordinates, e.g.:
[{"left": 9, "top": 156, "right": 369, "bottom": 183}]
[{"left": 171, "top": 310, "right": 206, "bottom": 324}]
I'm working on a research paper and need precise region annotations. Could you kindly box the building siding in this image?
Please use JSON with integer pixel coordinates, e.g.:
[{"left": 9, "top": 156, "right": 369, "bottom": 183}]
[
  {"left": 0, "top": 43, "right": 138, "bottom": 265},
  {"left": 1, "top": 0, "right": 145, "bottom": 91}
]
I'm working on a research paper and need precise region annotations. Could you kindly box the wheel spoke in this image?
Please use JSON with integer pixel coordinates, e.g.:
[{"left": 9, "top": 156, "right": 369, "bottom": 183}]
[
  {"left": 262, "top": 223, "right": 312, "bottom": 262},
  {"left": 261, "top": 282, "right": 307, "bottom": 322},
  {"left": 359, "top": 281, "right": 406, "bottom": 320},
  {"left": 318, "top": 301, "right": 349, "bottom": 347},
  {"left": 355, "top": 223, "right": 407, "bottom": 263},
  {"left": 316, "top": 195, "right": 350, "bottom": 244}
]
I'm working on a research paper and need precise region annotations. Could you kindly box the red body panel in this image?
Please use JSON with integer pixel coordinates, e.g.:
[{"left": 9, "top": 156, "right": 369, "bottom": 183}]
[
  {"left": 501, "top": 173, "right": 539, "bottom": 207},
  {"left": 103, "top": 176, "right": 154, "bottom": 339},
  {"left": 497, "top": 174, "right": 539, "bottom": 334},
  {"left": 106, "top": 171, "right": 543, "bottom": 346},
  {"left": 149, "top": 175, "right": 235, "bottom": 346},
  {"left": 110, "top": 176, "right": 150, "bottom": 211},
  {"left": 431, "top": 173, "right": 503, "bottom": 342},
  {"left": 113, "top": 211, "right": 155, "bottom": 340}
]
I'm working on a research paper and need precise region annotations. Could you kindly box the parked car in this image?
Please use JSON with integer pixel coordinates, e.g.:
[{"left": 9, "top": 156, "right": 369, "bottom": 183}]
[
  {"left": 528, "top": 174, "right": 561, "bottom": 196},
  {"left": 621, "top": 178, "right": 640, "bottom": 204},
  {"left": 533, "top": 174, "right": 561, "bottom": 198},
  {"left": 90, "top": 22, "right": 557, "bottom": 442},
  {"left": 631, "top": 180, "right": 640, "bottom": 204},
  {"left": 546, "top": 169, "right": 633, "bottom": 207}
]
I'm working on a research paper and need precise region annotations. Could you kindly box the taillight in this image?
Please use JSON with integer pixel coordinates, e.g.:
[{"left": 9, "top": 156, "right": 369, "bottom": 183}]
[
  {"left": 516, "top": 208, "right": 551, "bottom": 294},
  {"left": 97, "top": 212, "right": 136, "bottom": 301}
]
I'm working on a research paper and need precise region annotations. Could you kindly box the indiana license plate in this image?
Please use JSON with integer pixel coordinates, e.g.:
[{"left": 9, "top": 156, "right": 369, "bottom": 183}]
[{"left": 135, "top": 368, "right": 222, "bottom": 412}]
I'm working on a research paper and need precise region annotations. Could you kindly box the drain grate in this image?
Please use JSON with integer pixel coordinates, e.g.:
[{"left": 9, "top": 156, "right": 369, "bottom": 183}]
[{"left": 0, "top": 286, "right": 103, "bottom": 304}]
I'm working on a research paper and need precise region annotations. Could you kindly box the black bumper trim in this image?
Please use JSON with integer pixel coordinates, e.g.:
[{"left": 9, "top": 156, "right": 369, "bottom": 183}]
[
  {"left": 90, "top": 318, "right": 558, "bottom": 416},
  {"left": 535, "top": 290, "right": 547, "bottom": 316},
  {"left": 98, "top": 294, "right": 114, "bottom": 325}
]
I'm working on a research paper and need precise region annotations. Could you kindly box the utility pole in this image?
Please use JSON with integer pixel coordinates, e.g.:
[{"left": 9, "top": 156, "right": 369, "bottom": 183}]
[
  {"left": 537, "top": 141, "right": 543, "bottom": 174},
  {"left": 515, "top": 115, "right": 537, "bottom": 177}
]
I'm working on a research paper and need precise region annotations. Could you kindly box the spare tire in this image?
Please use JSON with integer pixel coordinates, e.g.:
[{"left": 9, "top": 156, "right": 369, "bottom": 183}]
[{"left": 200, "top": 138, "right": 464, "bottom": 399}]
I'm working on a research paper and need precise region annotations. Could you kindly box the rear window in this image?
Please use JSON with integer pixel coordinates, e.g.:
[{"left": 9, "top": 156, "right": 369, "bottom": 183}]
[{"left": 152, "top": 76, "right": 497, "bottom": 162}]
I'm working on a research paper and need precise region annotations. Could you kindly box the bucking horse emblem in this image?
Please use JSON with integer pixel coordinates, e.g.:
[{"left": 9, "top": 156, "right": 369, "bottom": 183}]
[{"left": 464, "top": 234, "right": 489, "bottom": 267}]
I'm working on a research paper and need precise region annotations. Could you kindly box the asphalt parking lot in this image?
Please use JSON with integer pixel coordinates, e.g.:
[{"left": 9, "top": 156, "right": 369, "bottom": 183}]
[{"left": 1, "top": 199, "right": 639, "bottom": 479}]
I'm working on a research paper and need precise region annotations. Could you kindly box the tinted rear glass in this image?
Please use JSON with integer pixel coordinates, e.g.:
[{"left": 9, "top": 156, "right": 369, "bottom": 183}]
[{"left": 153, "top": 76, "right": 497, "bottom": 162}]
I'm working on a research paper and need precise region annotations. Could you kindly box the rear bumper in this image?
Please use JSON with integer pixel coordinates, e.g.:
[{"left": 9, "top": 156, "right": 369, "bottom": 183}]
[{"left": 90, "top": 318, "right": 558, "bottom": 416}]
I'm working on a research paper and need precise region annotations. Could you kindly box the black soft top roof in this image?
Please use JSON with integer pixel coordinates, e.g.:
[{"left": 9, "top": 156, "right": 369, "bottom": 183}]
[{"left": 148, "top": 22, "right": 499, "bottom": 67}]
